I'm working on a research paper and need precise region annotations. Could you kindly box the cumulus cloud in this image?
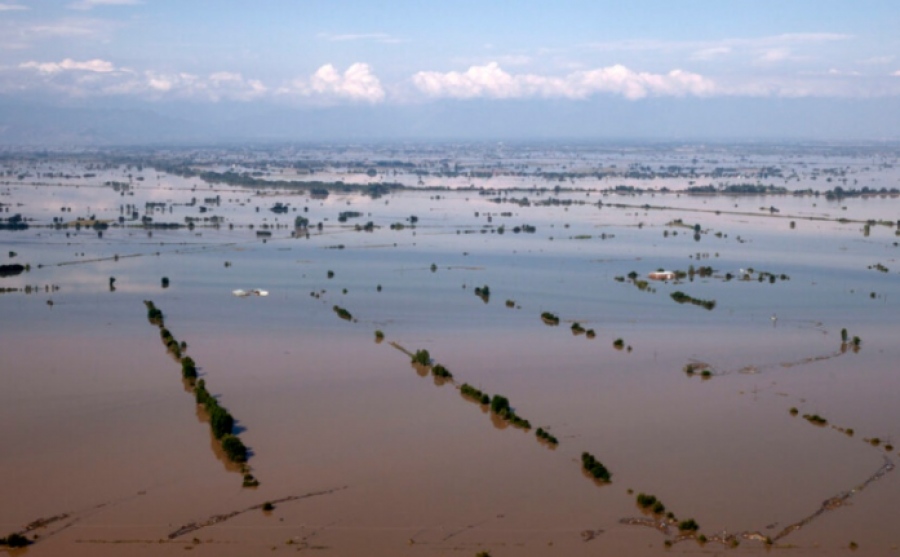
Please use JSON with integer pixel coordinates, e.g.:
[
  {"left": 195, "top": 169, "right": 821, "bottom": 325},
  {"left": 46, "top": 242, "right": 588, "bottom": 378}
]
[
  {"left": 14, "top": 58, "right": 268, "bottom": 101},
  {"left": 412, "top": 62, "right": 716, "bottom": 101},
  {"left": 20, "top": 58, "right": 117, "bottom": 73},
  {"left": 279, "top": 63, "right": 385, "bottom": 103}
]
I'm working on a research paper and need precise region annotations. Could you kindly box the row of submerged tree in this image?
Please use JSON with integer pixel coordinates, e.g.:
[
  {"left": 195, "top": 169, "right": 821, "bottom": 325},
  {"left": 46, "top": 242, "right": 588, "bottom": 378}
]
[
  {"left": 670, "top": 291, "right": 716, "bottom": 310},
  {"left": 143, "top": 300, "right": 258, "bottom": 488}
]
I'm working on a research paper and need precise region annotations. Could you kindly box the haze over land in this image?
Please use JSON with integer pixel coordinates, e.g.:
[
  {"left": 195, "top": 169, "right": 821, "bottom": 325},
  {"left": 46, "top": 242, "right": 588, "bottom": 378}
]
[{"left": 1, "top": 1, "right": 900, "bottom": 143}]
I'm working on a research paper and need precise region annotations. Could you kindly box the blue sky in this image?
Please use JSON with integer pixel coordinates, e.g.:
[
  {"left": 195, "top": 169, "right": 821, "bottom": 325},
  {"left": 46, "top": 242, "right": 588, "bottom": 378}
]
[{"left": 1, "top": 1, "right": 899, "bottom": 140}]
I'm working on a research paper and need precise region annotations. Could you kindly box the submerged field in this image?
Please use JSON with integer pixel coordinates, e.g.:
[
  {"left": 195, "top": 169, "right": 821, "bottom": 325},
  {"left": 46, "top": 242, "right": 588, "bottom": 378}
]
[{"left": 2, "top": 145, "right": 900, "bottom": 556}]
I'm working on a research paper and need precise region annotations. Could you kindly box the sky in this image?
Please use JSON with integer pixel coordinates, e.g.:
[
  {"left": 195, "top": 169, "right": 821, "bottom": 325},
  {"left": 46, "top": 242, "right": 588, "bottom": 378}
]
[{"left": 1, "top": 0, "right": 900, "bottom": 142}]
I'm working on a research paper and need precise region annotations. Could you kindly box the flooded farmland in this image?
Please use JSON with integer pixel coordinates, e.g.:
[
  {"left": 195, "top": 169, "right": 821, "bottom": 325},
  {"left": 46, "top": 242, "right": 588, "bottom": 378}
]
[{"left": 2, "top": 142, "right": 900, "bottom": 556}]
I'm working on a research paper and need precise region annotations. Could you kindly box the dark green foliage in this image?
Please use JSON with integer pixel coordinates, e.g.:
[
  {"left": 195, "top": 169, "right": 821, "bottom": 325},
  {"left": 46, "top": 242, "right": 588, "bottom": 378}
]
[
  {"left": 474, "top": 285, "right": 490, "bottom": 300},
  {"left": 0, "top": 533, "right": 31, "bottom": 548},
  {"left": 581, "top": 452, "right": 611, "bottom": 482},
  {"left": 337, "top": 211, "right": 362, "bottom": 223},
  {"left": 181, "top": 356, "right": 197, "bottom": 380},
  {"left": 221, "top": 434, "right": 248, "bottom": 462},
  {"left": 841, "top": 328, "right": 849, "bottom": 342},
  {"left": 209, "top": 405, "right": 235, "bottom": 439},
  {"left": 678, "top": 519, "right": 700, "bottom": 533},
  {"left": 411, "top": 349, "right": 431, "bottom": 366},
  {"left": 541, "top": 311, "right": 560, "bottom": 325},
  {"left": 460, "top": 383, "right": 490, "bottom": 404},
  {"left": 333, "top": 305, "right": 353, "bottom": 320},
  {"left": 636, "top": 493, "right": 666, "bottom": 515},
  {"left": 505, "top": 299, "right": 515, "bottom": 308},
  {"left": 636, "top": 493, "right": 657, "bottom": 509},
  {"left": 194, "top": 380, "right": 212, "bottom": 405},
  {"left": 670, "top": 291, "right": 716, "bottom": 310},
  {"left": 432, "top": 364, "right": 453, "bottom": 379},
  {"left": 262, "top": 501, "right": 274, "bottom": 511},
  {"left": 803, "top": 413, "right": 828, "bottom": 426},
  {"left": 535, "top": 427, "right": 559, "bottom": 445},
  {"left": 489, "top": 394, "right": 531, "bottom": 429},
  {"left": 490, "top": 395, "right": 510, "bottom": 415},
  {"left": 144, "top": 300, "right": 163, "bottom": 322},
  {"left": 571, "top": 322, "right": 585, "bottom": 334},
  {"left": 161, "top": 276, "right": 170, "bottom": 288},
  {"left": 242, "top": 473, "right": 260, "bottom": 488},
  {"left": 852, "top": 336, "right": 861, "bottom": 347},
  {"left": 613, "top": 338, "right": 624, "bottom": 349}
]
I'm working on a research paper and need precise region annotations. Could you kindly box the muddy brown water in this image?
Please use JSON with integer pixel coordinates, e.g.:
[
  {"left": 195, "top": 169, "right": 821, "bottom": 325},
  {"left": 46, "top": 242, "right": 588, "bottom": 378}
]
[{"left": 2, "top": 163, "right": 900, "bottom": 556}]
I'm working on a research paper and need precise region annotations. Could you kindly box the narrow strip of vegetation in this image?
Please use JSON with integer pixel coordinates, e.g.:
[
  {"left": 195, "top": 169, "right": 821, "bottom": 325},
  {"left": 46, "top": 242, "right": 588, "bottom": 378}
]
[
  {"left": 670, "top": 291, "right": 716, "bottom": 310},
  {"left": 143, "top": 300, "right": 256, "bottom": 487}
]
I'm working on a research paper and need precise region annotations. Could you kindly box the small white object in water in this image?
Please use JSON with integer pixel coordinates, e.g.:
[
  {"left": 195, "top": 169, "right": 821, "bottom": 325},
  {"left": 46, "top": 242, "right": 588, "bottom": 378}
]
[{"left": 233, "top": 289, "right": 267, "bottom": 297}]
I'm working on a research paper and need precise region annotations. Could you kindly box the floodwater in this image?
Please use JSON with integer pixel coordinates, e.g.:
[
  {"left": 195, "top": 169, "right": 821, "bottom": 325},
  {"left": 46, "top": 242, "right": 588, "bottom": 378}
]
[{"left": 2, "top": 149, "right": 900, "bottom": 556}]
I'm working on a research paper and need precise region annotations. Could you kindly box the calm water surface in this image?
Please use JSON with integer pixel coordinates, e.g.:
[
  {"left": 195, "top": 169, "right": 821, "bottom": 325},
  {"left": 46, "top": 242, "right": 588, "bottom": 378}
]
[{"left": 2, "top": 164, "right": 900, "bottom": 556}]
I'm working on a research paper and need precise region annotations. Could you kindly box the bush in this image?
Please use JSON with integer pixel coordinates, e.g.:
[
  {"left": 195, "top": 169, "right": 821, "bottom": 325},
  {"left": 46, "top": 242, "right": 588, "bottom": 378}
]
[
  {"left": 581, "top": 452, "right": 611, "bottom": 482},
  {"left": 490, "top": 395, "right": 510, "bottom": 415},
  {"left": 678, "top": 518, "right": 699, "bottom": 533},
  {"left": 209, "top": 406, "right": 235, "bottom": 439},
  {"left": 541, "top": 311, "right": 560, "bottom": 325},
  {"left": 333, "top": 305, "right": 353, "bottom": 321},
  {"left": 181, "top": 356, "right": 197, "bottom": 380},
  {"left": 411, "top": 349, "right": 431, "bottom": 366},
  {"left": 0, "top": 533, "right": 31, "bottom": 548},
  {"left": 221, "top": 434, "right": 248, "bottom": 462},
  {"left": 432, "top": 364, "right": 453, "bottom": 379},
  {"left": 461, "top": 383, "right": 490, "bottom": 405},
  {"left": 535, "top": 427, "right": 558, "bottom": 445}
]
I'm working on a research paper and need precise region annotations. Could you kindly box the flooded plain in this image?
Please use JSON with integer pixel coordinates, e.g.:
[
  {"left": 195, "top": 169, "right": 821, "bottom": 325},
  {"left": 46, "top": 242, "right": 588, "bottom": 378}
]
[{"left": 2, "top": 144, "right": 900, "bottom": 556}]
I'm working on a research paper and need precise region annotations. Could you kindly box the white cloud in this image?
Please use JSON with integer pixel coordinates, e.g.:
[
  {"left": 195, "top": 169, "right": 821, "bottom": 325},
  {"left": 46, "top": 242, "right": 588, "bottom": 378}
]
[
  {"left": 691, "top": 46, "right": 731, "bottom": 61},
  {"left": 280, "top": 63, "right": 385, "bottom": 103},
  {"left": 585, "top": 33, "right": 850, "bottom": 60},
  {"left": 412, "top": 62, "right": 716, "bottom": 101},
  {"left": 756, "top": 48, "right": 792, "bottom": 64},
  {"left": 893, "top": 70, "right": 900, "bottom": 77},
  {"left": 0, "top": 3, "right": 27, "bottom": 10},
  {"left": 69, "top": 0, "right": 140, "bottom": 10},
  {"left": 859, "top": 55, "right": 894, "bottom": 66},
  {"left": 20, "top": 58, "right": 117, "bottom": 73}
]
